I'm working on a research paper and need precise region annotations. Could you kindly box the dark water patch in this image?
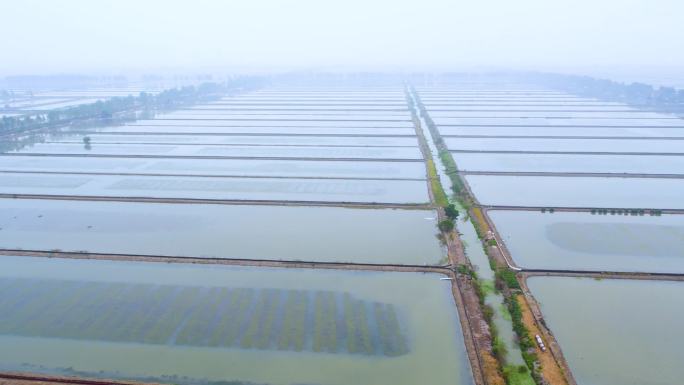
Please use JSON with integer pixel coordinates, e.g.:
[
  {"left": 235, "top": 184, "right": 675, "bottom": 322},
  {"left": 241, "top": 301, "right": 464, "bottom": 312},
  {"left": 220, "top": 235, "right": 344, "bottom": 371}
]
[{"left": 0, "top": 277, "right": 410, "bottom": 357}]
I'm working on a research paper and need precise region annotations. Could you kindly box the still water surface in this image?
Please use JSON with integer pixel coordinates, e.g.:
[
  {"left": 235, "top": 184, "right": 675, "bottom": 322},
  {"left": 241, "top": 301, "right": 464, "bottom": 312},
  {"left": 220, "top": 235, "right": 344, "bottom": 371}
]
[
  {"left": 0, "top": 173, "right": 429, "bottom": 204},
  {"left": 452, "top": 153, "right": 684, "bottom": 174},
  {"left": 0, "top": 199, "right": 443, "bottom": 264},
  {"left": 9, "top": 143, "right": 423, "bottom": 160},
  {"left": 528, "top": 277, "right": 684, "bottom": 385},
  {"left": 445, "top": 138, "right": 684, "bottom": 153},
  {"left": 0, "top": 156, "right": 426, "bottom": 179},
  {"left": 0, "top": 256, "right": 473, "bottom": 385},
  {"left": 490, "top": 210, "right": 684, "bottom": 273},
  {"left": 465, "top": 175, "right": 684, "bottom": 208}
]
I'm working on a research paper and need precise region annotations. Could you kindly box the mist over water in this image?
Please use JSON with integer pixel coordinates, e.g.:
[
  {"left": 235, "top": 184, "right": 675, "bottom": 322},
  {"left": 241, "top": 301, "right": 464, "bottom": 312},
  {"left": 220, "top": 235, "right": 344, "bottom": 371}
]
[
  {"left": 1, "top": 2, "right": 684, "bottom": 385},
  {"left": 1, "top": 0, "right": 684, "bottom": 77}
]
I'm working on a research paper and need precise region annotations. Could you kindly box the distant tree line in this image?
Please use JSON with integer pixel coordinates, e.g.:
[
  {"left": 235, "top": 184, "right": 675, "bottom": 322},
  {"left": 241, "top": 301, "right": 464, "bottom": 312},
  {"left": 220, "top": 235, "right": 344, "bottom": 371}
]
[
  {"left": 0, "top": 77, "right": 263, "bottom": 135},
  {"left": 529, "top": 72, "right": 684, "bottom": 110}
]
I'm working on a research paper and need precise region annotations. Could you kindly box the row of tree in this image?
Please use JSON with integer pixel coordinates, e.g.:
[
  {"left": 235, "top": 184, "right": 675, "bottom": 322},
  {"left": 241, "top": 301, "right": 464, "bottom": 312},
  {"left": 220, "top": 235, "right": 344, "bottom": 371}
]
[
  {"left": 0, "top": 76, "right": 263, "bottom": 135},
  {"left": 529, "top": 72, "right": 684, "bottom": 108}
]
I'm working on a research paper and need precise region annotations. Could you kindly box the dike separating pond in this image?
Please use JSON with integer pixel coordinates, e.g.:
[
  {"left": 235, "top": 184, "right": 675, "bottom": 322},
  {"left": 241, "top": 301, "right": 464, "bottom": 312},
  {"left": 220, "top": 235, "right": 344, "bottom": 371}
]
[
  {"left": 407, "top": 89, "right": 518, "bottom": 385},
  {"left": 405, "top": 90, "right": 489, "bottom": 385},
  {"left": 411, "top": 86, "right": 574, "bottom": 385}
]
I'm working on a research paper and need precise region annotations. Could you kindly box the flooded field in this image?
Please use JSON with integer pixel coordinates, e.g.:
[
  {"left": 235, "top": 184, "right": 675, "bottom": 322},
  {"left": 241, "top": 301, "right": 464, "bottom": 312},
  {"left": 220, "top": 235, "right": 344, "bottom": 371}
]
[
  {"left": 490, "top": 210, "right": 684, "bottom": 272},
  {"left": 425, "top": 101, "right": 626, "bottom": 106},
  {"left": 445, "top": 137, "right": 684, "bottom": 153},
  {"left": 172, "top": 109, "right": 411, "bottom": 116},
  {"left": 203, "top": 101, "right": 409, "bottom": 107},
  {"left": 0, "top": 199, "right": 443, "bottom": 264},
  {"left": 0, "top": 157, "right": 427, "bottom": 179},
  {"left": 452, "top": 153, "right": 684, "bottom": 174},
  {"left": 155, "top": 113, "right": 411, "bottom": 120},
  {"left": 431, "top": 111, "right": 667, "bottom": 118},
  {"left": 0, "top": 84, "right": 481, "bottom": 385},
  {"left": 46, "top": 134, "right": 419, "bottom": 147},
  {"left": 5, "top": 97, "right": 73, "bottom": 108},
  {"left": 128, "top": 119, "right": 412, "bottom": 128},
  {"left": 8, "top": 142, "right": 423, "bottom": 160},
  {"left": 440, "top": 125, "right": 684, "bottom": 137},
  {"left": 1, "top": 87, "right": 430, "bottom": 206},
  {"left": 465, "top": 175, "right": 684, "bottom": 208},
  {"left": 0, "top": 256, "right": 474, "bottom": 385},
  {"left": 25, "top": 98, "right": 105, "bottom": 110},
  {"left": 527, "top": 277, "right": 684, "bottom": 385},
  {"left": 189, "top": 105, "right": 411, "bottom": 111},
  {"left": 433, "top": 117, "right": 684, "bottom": 127},
  {"left": 0, "top": 172, "right": 429, "bottom": 203},
  {"left": 99, "top": 125, "right": 417, "bottom": 136},
  {"left": 3, "top": 86, "right": 168, "bottom": 115},
  {"left": 419, "top": 81, "right": 684, "bottom": 385},
  {"left": 426, "top": 105, "right": 637, "bottom": 112}
]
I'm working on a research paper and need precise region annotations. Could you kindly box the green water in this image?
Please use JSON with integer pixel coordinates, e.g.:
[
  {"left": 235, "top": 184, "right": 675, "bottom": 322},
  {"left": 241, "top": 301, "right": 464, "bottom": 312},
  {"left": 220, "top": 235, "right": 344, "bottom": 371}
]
[
  {"left": 11, "top": 142, "right": 423, "bottom": 160},
  {"left": 0, "top": 256, "right": 474, "bottom": 385},
  {"left": 48, "top": 133, "right": 419, "bottom": 147},
  {"left": 0, "top": 172, "right": 430, "bottom": 204},
  {"left": 0, "top": 156, "right": 427, "bottom": 179},
  {"left": 489, "top": 210, "right": 684, "bottom": 273},
  {"left": 0, "top": 199, "right": 443, "bottom": 264},
  {"left": 451, "top": 153, "right": 684, "bottom": 174},
  {"left": 528, "top": 277, "right": 684, "bottom": 385},
  {"left": 456, "top": 215, "right": 525, "bottom": 367},
  {"left": 0, "top": 278, "right": 407, "bottom": 356},
  {"left": 466, "top": 175, "right": 684, "bottom": 209}
]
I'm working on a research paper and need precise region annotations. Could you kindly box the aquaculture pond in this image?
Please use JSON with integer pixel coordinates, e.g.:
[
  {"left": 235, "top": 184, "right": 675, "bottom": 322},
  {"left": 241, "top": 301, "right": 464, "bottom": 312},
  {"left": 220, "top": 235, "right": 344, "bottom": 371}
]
[
  {"left": 171, "top": 109, "right": 411, "bottom": 116},
  {"left": 451, "top": 153, "right": 684, "bottom": 174},
  {"left": 423, "top": 98, "right": 587, "bottom": 103},
  {"left": 0, "top": 156, "right": 427, "bottom": 179},
  {"left": 156, "top": 113, "right": 412, "bottom": 121},
  {"left": 0, "top": 199, "right": 443, "bottom": 264},
  {"left": 444, "top": 137, "right": 684, "bottom": 153},
  {"left": 423, "top": 101, "right": 625, "bottom": 107},
  {"left": 426, "top": 105, "right": 637, "bottom": 112},
  {"left": 527, "top": 277, "right": 684, "bottom": 385},
  {"left": 190, "top": 105, "right": 411, "bottom": 111},
  {"left": 25, "top": 98, "right": 104, "bottom": 110},
  {"left": 431, "top": 111, "right": 666, "bottom": 119},
  {"left": 8, "top": 142, "right": 423, "bottom": 160},
  {"left": 465, "top": 175, "right": 684, "bottom": 209},
  {"left": 489, "top": 210, "right": 684, "bottom": 273},
  {"left": 204, "top": 101, "right": 409, "bottom": 107},
  {"left": 0, "top": 173, "right": 429, "bottom": 204},
  {"left": 98, "top": 125, "right": 418, "bottom": 136},
  {"left": 0, "top": 256, "right": 474, "bottom": 385},
  {"left": 48, "top": 134, "right": 420, "bottom": 147},
  {"left": 433, "top": 117, "right": 684, "bottom": 127},
  {"left": 219, "top": 97, "right": 407, "bottom": 102},
  {"left": 438, "top": 125, "right": 684, "bottom": 138},
  {"left": 128, "top": 119, "right": 413, "bottom": 128}
]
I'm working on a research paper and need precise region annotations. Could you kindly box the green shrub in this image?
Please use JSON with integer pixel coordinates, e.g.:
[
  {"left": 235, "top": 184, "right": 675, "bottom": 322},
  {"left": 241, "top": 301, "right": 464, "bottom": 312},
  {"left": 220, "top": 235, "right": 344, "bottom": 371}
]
[
  {"left": 496, "top": 269, "right": 521, "bottom": 290},
  {"left": 438, "top": 219, "right": 454, "bottom": 232},
  {"left": 445, "top": 204, "right": 459, "bottom": 220},
  {"left": 492, "top": 335, "right": 508, "bottom": 363}
]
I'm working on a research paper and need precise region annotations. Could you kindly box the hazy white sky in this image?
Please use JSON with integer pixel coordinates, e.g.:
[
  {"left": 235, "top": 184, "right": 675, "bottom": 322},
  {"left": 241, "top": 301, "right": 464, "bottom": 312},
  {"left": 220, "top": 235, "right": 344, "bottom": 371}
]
[{"left": 1, "top": 0, "right": 682, "bottom": 75}]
